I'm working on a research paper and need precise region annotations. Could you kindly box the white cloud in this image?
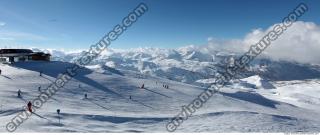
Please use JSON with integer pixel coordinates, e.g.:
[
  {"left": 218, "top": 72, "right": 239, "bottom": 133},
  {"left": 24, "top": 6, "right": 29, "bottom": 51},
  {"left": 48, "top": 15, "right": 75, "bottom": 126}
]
[
  {"left": 206, "top": 21, "right": 320, "bottom": 64},
  {"left": 0, "top": 21, "right": 5, "bottom": 26}
]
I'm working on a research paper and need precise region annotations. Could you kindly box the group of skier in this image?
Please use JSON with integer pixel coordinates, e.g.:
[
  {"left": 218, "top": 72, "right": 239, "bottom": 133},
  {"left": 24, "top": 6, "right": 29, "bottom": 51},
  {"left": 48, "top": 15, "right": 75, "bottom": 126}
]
[
  {"left": 2, "top": 70, "right": 61, "bottom": 116},
  {"left": 163, "top": 84, "right": 169, "bottom": 89},
  {"left": 10, "top": 68, "right": 172, "bottom": 114},
  {"left": 16, "top": 89, "right": 33, "bottom": 113},
  {"left": 143, "top": 82, "right": 170, "bottom": 89}
]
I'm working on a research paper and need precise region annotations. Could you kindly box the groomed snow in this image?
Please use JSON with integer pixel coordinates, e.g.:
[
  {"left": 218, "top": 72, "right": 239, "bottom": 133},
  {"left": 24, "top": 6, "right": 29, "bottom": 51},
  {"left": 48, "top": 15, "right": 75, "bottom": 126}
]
[{"left": 0, "top": 61, "right": 320, "bottom": 132}]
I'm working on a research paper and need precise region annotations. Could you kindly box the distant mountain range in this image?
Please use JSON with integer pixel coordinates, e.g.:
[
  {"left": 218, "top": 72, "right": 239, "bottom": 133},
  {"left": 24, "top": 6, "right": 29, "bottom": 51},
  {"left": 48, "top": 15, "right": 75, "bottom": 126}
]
[{"left": 31, "top": 45, "right": 320, "bottom": 87}]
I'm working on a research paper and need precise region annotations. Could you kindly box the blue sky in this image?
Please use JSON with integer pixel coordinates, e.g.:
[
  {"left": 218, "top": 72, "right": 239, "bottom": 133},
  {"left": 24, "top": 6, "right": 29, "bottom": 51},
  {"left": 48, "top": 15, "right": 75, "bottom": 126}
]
[{"left": 0, "top": 0, "right": 319, "bottom": 50}]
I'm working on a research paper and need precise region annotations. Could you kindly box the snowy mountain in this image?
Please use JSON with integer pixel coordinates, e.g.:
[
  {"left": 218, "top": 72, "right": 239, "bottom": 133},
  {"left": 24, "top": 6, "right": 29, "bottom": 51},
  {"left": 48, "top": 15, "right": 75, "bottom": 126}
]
[
  {"left": 1, "top": 61, "right": 320, "bottom": 132},
  {"left": 0, "top": 45, "right": 318, "bottom": 132},
  {"left": 33, "top": 46, "right": 320, "bottom": 86}
]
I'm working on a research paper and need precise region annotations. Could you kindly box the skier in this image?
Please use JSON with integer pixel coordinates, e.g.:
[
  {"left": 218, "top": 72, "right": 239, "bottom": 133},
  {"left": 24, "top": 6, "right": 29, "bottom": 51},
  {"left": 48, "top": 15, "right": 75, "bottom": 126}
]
[
  {"left": 57, "top": 109, "right": 61, "bottom": 124},
  {"left": 27, "top": 101, "right": 32, "bottom": 113},
  {"left": 18, "top": 89, "right": 21, "bottom": 98},
  {"left": 129, "top": 95, "right": 132, "bottom": 100},
  {"left": 38, "top": 86, "right": 41, "bottom": 92},
  {"left": 141, "top": 84, "right": 145, "bottom": 89},
  {"left": 39, "top": 71, "right": 43, "bottom": 77},
  {"left": 0, "top": 69, "right": 2, "bottom": 75},
  {"left": 84, "top": 93, "right": 88, "bottom": 99}
]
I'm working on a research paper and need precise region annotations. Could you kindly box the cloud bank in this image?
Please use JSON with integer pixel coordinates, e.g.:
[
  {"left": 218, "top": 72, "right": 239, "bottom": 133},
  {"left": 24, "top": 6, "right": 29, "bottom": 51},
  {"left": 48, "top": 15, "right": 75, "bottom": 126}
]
[{"left": 206, "top": 21, "right": 320, "bottom": 64}]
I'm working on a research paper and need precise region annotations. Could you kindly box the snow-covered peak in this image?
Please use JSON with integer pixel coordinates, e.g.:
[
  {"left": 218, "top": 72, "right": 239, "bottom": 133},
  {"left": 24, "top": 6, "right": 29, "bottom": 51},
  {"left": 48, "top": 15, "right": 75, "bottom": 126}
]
[{"left": 28, "top": 46, "right": 320, "bottom": 87}]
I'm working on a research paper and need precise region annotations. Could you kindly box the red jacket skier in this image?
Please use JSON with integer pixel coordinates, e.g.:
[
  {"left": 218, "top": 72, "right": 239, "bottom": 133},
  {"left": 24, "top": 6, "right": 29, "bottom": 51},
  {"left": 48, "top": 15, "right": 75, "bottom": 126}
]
[{"left": 27, "top": 101, "right": 32, "bottom": 113}]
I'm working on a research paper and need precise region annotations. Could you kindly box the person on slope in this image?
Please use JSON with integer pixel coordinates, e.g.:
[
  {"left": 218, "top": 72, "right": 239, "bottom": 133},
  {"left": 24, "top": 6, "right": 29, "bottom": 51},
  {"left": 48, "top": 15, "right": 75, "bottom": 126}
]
[
  {"left": 141, "top": 84, "right": 145, "bottom": 89},
  {"left": 27, "top": 101, "right": 32, "bottom": 113},
  {"left": 18, "top": 89, "right": 22, "bottom": 98}
]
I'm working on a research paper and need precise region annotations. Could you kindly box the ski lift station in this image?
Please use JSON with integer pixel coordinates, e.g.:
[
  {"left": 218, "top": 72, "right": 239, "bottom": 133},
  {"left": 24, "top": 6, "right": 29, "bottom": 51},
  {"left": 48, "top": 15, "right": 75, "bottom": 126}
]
[{"left": 0, "top": 49, "right": 51, "bottom": 63}]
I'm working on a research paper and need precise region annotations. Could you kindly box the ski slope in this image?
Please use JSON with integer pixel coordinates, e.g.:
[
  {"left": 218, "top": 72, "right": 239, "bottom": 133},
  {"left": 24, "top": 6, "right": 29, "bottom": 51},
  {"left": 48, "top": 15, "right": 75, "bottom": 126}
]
[{"left": 0, "top": 61, "right": 320, "bottom": 132}]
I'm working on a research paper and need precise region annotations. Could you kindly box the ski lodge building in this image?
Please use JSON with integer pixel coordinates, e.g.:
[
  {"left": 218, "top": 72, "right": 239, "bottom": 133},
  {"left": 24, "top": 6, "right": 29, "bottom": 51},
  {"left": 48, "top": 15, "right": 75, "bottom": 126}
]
[{"left": 0, "top": 49, "right": 51, "bottom": 63}]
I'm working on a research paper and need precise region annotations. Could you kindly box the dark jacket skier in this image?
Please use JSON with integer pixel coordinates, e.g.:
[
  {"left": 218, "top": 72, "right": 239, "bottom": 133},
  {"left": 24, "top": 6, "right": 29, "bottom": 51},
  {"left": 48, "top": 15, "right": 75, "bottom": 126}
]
[
  {"left": 18, "top": 89, "right": 21, "bottom": 98},
  {"left": 27, "top": 101, "right": 32, "bottom": 113}
]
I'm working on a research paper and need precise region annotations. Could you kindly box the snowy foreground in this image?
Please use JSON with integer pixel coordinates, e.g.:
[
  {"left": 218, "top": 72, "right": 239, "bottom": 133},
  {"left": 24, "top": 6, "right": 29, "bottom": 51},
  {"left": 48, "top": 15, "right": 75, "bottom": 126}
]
[{"left": 0, "top": 61, "right": 320, "bottom": 132}]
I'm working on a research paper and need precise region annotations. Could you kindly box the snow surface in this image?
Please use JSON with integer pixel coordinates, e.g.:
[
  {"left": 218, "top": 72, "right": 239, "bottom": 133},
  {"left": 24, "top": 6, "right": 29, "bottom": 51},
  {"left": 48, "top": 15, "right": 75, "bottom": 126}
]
[{"left": 1, "top": 61, "right": 320, "bottom": 132}]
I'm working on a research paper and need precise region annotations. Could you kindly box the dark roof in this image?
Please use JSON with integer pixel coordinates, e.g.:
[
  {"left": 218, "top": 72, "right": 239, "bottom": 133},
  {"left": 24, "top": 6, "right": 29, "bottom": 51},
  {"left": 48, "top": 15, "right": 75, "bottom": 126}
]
[
  {"left": 0, "top": 49, "right": 33, "bottom": 54},
  {"left": 30, "top": 52, "right": 51, "bottom": 56}
]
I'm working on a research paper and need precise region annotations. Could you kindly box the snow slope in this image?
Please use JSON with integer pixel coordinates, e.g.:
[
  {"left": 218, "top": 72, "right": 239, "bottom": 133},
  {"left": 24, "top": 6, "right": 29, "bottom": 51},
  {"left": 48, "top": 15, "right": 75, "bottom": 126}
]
[{"left": 1, "top": 61, "right": 320, "bottom": 132}]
